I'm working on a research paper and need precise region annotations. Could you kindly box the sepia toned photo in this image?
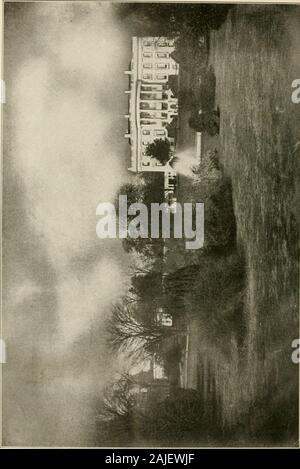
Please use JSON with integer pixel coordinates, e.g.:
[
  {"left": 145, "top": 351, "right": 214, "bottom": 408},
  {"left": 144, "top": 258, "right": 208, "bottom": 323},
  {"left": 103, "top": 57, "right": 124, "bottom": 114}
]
[{"left": 1, "top": 1, "right": 300, "bottom": 448}]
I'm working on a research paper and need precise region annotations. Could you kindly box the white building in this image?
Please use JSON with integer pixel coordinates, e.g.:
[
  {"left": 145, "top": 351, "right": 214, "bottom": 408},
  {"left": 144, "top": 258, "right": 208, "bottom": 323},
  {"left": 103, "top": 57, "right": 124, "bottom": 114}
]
[
  {"left": 124, "top": 37, "right": 179, "bottom": 188},
  {"left": 156, "top": 307, "right": 173, "bottom": 327}
]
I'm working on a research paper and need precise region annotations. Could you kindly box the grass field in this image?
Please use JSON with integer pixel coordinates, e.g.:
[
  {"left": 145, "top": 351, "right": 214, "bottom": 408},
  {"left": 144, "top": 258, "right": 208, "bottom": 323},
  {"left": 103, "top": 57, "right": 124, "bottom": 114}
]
[{"left": 184, "top": 5, "right": 300, "bottom": 445}]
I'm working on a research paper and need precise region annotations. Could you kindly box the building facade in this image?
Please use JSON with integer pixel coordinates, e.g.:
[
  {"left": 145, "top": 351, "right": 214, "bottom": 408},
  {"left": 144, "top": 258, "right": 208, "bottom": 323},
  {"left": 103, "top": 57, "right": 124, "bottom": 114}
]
[{"left": 124, "top": 37, "right": 179, "bottom": 187}]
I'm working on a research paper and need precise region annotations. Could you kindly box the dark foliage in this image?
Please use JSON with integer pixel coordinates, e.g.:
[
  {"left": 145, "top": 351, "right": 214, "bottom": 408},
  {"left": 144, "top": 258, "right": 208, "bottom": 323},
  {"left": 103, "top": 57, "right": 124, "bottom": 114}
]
[
  {"left": 203, "top": 178, "right": 236, "bottom": 248},
  {"left": 197, "top": 66, "right": 217, "bottom": 111},
  {"left": 139, "top": 388, "right": 223, "bottom": 445},
  {"left": 116, "top": 175, "right": 164, "bottom": 256},
  {"left": 189, "top": 109, "right": 220, "bottom": 135},
  {"left": 145, "top": 138, "right": 172, "bottom": 166},
  {"left": 107, "top": 303, "right": 178, "bottom": 360},
  {"left": 114, "top": 4, "right": 233, "bottom": 36}
]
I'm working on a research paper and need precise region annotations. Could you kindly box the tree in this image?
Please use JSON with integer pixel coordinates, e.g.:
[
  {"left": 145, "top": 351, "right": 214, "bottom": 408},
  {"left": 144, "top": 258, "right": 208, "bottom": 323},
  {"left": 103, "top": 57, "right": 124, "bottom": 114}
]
[
  {"left": 113, "top": 4, "right": 233, "bottom": 36},
  {"left": 142, "top": 172, "right": 165, "bottom": 204},
  {"left": 122, "top": 236, "right": 164, "bottom": 259},
  {"left": 116, "top": 174, "right": 165, "bottom": 258},
  {"left": 129, "top": 249, "right": 164, "bottom": 277},
  {"left": 131, "top": 272, "right": 163, "bottom": 303},
  {"left": 100, "top": 372, "right": 136, "bottom": 419},
  {"left": 116, "top": 182, "right": 143, "bottom": 205},
  {"left": 107, "top": 303, "right": 177, "bottom": 360},
  {"left": 115, "top": 181, "right": 143, "bottom": 226},
  {"left": 145, "top": 138, "right": 172, "bottom": 166},
  {"left": 188, "top": 110, "right": 220, "bottom": 136},
  {"left": 96, "top": 372, "right": 137, "bottom": 445}
]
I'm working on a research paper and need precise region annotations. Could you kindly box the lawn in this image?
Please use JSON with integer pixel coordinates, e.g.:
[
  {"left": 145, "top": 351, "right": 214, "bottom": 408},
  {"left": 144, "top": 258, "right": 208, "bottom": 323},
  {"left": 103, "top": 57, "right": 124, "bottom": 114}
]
[
  {"left": 184, "top": 4, "right": 300, "bottom": 445},
  {"left": 186, "top": 6, "right": 300, "bottom": 445}
]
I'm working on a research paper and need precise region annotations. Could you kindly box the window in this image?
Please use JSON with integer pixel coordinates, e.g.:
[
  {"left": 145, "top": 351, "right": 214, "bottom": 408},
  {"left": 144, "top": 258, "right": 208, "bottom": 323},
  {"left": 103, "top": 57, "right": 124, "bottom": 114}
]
[
  {"left": 157, "top": 312, "right": 173, "bottom": 327},
  {"left": 172, "top": 63, "right": 179, "bottom": 69},
  {"left": 156, "top": 52, "right": 168, "bottom": 59},
  {"left": 143, "top": 52, "right": 152, "bottom": 58},
  {"left": 155, "top": 130, "right": 165, "bottom": 136},
  {"left": 142, "top": 162, "right": 150, "bottom": 166},
  {"left": 141, "top": 93, "right": 153, "bottom": 100},
  {"left": 142, "top": 85, "right": 163, "bottom": 91},
  {"left": 143, "top": 40, "right": 153, "bottom": 47},
  {"left": 156, "top": 74, "right": 167, "bottom": 81},
  {"left": 143, "top": 63, "right": 152, "bottom": 69},
  {"left": 142, "top": 141, "right": 148, "bottom": 145},
  {"left": 156, "top": 63, "right": 169, "bottom": 69},
  {"left": 143, "top": 74, "right": 152, "bottom": 80},
  {"left": 142, "top": 102, "right": 163, "bottom": 111},
  {"left": 142, "top": 130, "right": 150, "bottom": 135}
]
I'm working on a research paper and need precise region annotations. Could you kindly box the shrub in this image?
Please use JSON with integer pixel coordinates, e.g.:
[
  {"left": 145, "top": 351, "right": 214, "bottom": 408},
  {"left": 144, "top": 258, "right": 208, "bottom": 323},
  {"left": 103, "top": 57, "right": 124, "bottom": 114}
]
[{"left": 145, "top": 138, "right": 172, "bottom": 166}]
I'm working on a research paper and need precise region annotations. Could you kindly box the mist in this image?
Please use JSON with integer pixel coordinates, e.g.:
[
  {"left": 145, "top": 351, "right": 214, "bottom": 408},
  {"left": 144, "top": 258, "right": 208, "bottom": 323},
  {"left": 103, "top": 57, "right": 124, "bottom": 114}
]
[
  {"left": 3, "top": 2, "right": 132, "bottom": 446},
  {"left": 173, "top": 148, "right": 200, "bottom": 177}
]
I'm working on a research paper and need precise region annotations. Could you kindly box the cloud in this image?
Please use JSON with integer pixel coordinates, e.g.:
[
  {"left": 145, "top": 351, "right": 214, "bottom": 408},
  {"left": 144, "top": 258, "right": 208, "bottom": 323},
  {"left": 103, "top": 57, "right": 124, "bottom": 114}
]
[
  {"left": 3, "top": 2, "right": 132, "bottom": 445},
  {"left": 8, "top": 279, "right": 42, "bottom": 309},
  {"left": 13, "top": 4, "right": 128, "bottom": 269},
  {"left": 56, "top": 257, "right": 128, "bottom": 345}
]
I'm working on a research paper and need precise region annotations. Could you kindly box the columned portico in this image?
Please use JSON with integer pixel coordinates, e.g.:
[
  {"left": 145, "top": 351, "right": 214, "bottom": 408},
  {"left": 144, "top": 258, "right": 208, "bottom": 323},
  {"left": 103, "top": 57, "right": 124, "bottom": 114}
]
[{"left": 124, "top": 36, "right": 179, "bottom": 178}]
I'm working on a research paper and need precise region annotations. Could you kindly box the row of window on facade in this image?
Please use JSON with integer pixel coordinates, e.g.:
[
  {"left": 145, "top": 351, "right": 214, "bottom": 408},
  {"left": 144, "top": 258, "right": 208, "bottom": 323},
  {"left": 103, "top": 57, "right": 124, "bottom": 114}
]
[
  {"left": 140, "top": 102, "right": 169, "bottom": 111},
  {"left": 143, "top": 52, "right": 170, "bottom": 59},
  {"left": 142, "top": 129, "right": 166, "bottom": 136},
  {"left": 141, "top": 160, "right": 164, "bottom": 167},
  {"left": 140, "top": 111, "right": 169, "bottom": 119},
  {"left": 143, "top": 73, "right": 169, "bottom": 81},
  {"left": 141, "top": 84, "right": 168, "bottom": 92},
  {"left": 143, "top": 63, "right": 178, "bottom": 70},
  {"left": 143, "top": 39, "right": 175, "bottom": 47},
  {"left": 140, "top": 151, "right": 164, "bottom": 166},
  {"left": 141, "top": 119, "right": 169, "bottom": 125},
  {"left": 140, "top": 92, "right": 168, "bottom": 100}
]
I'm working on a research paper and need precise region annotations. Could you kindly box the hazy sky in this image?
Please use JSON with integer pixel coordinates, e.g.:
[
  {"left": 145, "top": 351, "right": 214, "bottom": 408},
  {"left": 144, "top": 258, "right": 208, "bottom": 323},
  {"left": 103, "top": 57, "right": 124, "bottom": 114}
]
[{"left": 3, "top": 2, "right": 134, "bottom": 446}]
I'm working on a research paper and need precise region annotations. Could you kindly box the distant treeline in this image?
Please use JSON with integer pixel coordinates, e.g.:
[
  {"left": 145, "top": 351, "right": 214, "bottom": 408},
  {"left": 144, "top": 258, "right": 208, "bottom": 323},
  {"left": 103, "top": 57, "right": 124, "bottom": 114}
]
[{"left": 113, "top": 3, "right": 234, "bottom": 36}]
